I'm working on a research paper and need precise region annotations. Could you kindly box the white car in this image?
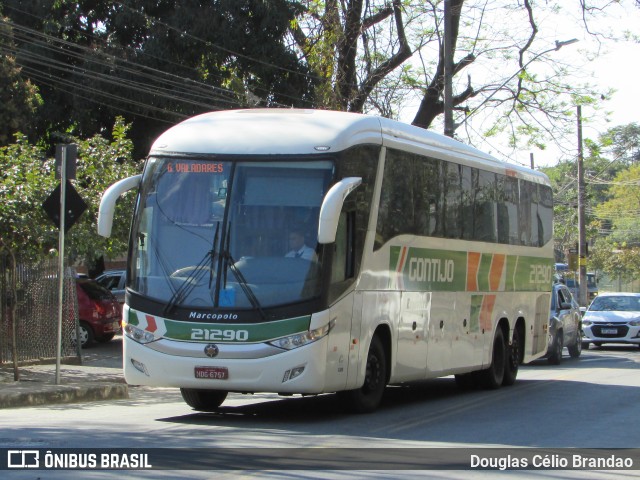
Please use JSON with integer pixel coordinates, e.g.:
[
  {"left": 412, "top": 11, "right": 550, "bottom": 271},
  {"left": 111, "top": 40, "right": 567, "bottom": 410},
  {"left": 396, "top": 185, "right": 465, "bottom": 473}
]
[{"left": 581, "top": 292, "right": 640, "bottom": 349}]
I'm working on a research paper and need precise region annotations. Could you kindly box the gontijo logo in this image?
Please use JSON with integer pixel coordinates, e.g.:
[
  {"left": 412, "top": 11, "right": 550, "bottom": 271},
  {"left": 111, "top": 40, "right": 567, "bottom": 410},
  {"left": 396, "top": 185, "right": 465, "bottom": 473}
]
[
  {"left": 391, "top": 246, "right": 553, "bottom": 292},
  {"left": 408, "top": 257, "right": 455, "bottom": 283}
]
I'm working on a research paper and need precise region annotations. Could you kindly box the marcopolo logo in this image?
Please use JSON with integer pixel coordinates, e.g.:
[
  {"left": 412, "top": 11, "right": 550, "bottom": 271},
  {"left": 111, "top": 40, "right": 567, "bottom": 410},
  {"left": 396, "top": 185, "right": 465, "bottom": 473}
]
[{"left": 188, "top": 312, "right": 239, "bottom": 321}]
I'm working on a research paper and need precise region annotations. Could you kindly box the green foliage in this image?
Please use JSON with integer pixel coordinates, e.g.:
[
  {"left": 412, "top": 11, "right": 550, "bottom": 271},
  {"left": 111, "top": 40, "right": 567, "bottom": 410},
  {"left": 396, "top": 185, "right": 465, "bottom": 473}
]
[
  {"left": 544, "top": 122, "right": 640, "bottom": 281},
  {"left": 0, "top": 17, "right": 42, "bottom": 145},
  {"left": 0, "top": 118, "right": 142, "bottom": 266},
  {"left": 590, "top": 241, "right": 640, "bottom": 285},
  {"left": 1, "top": 0, "right": 314, "bottom": 157},
  {"left": 0, "top": 135, "right": 55, "bottom": 256},
  {"left": 595, "top": 163, "right": 640, "bottom": 245}
]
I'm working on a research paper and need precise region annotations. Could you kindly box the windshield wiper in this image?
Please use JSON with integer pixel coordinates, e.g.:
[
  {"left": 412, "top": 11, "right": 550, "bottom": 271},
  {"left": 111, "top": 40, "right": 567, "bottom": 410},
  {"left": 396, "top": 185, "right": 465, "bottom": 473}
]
[
  {"left": 163, "top": 222, "right": 220, "bottom": 315},
  {"left": 209, "top": 222, "right": 220, "bottom": 289},
  {"left": 220, "top": 223, "right": 267, "bottom": 320}
]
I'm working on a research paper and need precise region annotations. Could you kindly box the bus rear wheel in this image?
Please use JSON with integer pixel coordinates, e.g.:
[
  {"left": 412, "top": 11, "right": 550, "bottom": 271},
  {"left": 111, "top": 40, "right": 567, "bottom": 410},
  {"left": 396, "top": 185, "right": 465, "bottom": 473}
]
[
  {"left": 339, "top": 335, "right": 387, "bottom": 413},
  {"left": 503, "top": 324, "right": 521, "bottom": 386},
  {"left": 479, "top": 328, "right": 506, "bottom": 389},
  {"left": 180, "top": 389, "right": 228, "bottom": 411}
]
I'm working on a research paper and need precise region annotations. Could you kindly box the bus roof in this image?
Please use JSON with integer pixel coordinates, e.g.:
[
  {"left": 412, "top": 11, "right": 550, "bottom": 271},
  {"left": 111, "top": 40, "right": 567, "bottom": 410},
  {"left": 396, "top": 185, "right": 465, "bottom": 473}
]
[{"left": 150, "top": 109, "right": 548, "bottom": 183}]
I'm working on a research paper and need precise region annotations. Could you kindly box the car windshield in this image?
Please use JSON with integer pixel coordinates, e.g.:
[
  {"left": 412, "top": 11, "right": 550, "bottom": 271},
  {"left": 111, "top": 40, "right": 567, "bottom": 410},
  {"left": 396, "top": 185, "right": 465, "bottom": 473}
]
[
  {"left": 129, "top": 157, "right": 334, "bottom": 310},
  {"left": 589, "top": 295, "right": 640, "bottom": 312}
]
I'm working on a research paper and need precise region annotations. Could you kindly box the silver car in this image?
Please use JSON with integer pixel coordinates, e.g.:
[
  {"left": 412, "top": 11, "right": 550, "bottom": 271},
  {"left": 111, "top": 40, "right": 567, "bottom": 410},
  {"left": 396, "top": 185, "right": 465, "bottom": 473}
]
[
  {"left": 581, "top": 292, "right": 640, "bottom": 348},
  {"left": 546, "top": 283, "right": 583, "bottom": 364},
  {"left": 95, "top": 269, "right": 126, "bottom": 305}
]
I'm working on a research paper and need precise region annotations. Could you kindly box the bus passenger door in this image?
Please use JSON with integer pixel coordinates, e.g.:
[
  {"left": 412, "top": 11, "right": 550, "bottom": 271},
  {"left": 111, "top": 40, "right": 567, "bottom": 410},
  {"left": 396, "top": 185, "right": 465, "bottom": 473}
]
[
  {"left": 324, "top": 293, "right": 355, "bottom": 392},
  {"left": 395, "top": 291, "right": 429, "bottom": 381}
]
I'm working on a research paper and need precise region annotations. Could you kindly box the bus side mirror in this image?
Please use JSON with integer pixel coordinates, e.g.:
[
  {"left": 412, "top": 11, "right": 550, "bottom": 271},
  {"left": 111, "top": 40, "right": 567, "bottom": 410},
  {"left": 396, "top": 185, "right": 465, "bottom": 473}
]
[
  {"left": 317, "top": 177, "right": 362, "bottom": 244},
  {"left": 97, "top": 175, "right": 142, "bottom": 237}
]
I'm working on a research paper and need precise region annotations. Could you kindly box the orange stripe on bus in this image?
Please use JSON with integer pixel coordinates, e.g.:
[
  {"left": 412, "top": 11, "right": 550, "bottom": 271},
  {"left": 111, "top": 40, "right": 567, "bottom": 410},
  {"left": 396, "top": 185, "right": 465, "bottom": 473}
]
[
  {"left": 146, "top": 315, "right": 157, "bottom": 333},
  {"left": 480, "top": 295, "right": 496, "bottom": 331},
  {"left": 397, "top": 246, "right": 408, "bottom": 273},
  {"left": 489, "top": 254, "right": 506, "bottom": 291},
  {"left": 467, "top": 252, "right": 481, "bottom": 291}
]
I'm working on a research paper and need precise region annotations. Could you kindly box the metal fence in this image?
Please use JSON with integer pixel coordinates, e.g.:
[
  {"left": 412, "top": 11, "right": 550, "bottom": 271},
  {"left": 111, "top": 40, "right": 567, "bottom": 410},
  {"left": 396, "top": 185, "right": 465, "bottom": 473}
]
[{"left": 1, "top": 255, "right": 79, "bottom": 365}]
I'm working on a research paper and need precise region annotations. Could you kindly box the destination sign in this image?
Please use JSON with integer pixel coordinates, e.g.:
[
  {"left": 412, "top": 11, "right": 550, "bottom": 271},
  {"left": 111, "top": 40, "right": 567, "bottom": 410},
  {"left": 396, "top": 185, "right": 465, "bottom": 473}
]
[{"left": 166, "top": 162, "right": 224, "bottom": 173}]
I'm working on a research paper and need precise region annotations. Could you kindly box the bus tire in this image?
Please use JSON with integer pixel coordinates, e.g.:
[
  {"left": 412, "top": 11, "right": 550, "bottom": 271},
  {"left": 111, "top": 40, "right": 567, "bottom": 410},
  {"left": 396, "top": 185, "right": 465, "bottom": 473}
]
[
  {"left": 479, "top": 328, "right": 506, "bottom": 389},
  {"left": 339, "top": 335, "right": 387, "bottom": 413},
  {"left": 180, "top": 388, "right": 228, "bottom": 411},
  {"left": 503, "top": 324, "right": 521, "bottom": 386}
]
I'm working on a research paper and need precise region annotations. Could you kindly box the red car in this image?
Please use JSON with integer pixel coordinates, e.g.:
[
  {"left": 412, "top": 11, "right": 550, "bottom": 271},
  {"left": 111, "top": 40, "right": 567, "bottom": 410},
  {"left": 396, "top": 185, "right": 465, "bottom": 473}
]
[{"left": 74, "top": 278, "right": 121, "bottom": 348}]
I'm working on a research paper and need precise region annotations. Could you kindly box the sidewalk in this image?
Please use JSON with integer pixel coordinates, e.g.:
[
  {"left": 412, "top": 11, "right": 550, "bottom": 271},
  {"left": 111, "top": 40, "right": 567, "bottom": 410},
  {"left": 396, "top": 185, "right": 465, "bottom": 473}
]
[{"left": 0, "top": 363, "right": 129, "bottom": 409}]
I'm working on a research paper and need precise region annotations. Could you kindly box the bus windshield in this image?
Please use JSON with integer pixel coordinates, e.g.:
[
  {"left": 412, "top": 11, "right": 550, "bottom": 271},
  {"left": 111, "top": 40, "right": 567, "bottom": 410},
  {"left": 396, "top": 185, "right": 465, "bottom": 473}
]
[{"left": 130, "top": 157, "right": 334, "bottom": 311}]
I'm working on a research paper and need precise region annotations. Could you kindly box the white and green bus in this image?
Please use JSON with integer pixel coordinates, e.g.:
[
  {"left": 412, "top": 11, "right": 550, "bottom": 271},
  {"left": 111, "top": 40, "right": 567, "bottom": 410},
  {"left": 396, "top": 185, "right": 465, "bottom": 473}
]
[{"left": 98, "top": 109, "right": 554, "bottom": 413}]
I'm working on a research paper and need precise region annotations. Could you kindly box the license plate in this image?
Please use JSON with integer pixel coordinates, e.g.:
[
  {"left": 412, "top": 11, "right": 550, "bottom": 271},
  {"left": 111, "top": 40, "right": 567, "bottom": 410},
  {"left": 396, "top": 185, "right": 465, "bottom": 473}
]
[
  {"left": 194, "top": 366, "right": 229, "bottom": 380},
  {"left": 601, "top": 328, "right": 618, "bottom": 334}
]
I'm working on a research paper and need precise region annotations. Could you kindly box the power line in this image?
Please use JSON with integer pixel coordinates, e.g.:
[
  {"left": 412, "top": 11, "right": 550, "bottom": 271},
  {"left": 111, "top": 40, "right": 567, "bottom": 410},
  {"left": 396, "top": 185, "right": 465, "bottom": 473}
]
[{"left": 0, "top": 14, "right": 311, "bottom": 123}]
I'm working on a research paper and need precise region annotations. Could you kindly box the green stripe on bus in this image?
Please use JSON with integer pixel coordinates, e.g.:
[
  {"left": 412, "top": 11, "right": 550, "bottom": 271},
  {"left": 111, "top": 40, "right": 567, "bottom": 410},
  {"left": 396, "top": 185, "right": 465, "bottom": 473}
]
[
  {"left": 469, "top": 295, "right": 483, "bottom": 333},
  {"left": 128, "top": 309, "right": 311, "bottom": 343}
]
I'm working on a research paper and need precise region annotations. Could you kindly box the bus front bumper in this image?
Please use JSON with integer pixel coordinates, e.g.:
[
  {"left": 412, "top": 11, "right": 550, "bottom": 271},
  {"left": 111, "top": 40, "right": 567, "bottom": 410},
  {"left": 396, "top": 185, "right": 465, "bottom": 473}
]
[{"left": 123, "top": 336, "right": 330, "bottom": 394}]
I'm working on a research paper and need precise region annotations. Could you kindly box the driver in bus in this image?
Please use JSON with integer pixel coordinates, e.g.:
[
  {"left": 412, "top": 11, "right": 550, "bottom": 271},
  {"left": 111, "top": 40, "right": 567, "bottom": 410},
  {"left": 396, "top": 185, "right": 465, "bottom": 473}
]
[{"left": 285, "top": 229, "right": 318, "bottom": 262}]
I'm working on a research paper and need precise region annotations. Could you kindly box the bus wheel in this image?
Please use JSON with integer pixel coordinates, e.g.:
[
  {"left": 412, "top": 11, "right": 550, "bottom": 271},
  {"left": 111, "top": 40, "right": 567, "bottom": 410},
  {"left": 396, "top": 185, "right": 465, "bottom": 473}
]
[
  {"left": 180, "top": 389, "right": 228, "bottom": 411},
  {"left": 503, "top": 325, "right": 521, "bottom": 386},
  {"left": 340, "top": 335, "right": 387, "bottom": 413},
  {"left": 479, "top": 328, "right": 506, "bottom": 389}
]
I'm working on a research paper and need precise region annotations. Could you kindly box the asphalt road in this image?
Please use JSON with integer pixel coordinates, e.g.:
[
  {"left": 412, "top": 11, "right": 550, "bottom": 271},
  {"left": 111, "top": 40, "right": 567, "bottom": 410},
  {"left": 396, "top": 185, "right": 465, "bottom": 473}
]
[{"left": 4, "top": 338, "right": 636, "bottom": 479}]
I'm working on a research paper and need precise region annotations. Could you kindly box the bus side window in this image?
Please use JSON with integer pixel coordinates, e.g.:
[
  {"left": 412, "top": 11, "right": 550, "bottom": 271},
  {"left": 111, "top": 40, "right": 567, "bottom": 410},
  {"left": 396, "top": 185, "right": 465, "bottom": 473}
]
[
  {"left": 331, "top": 211, "right": 355, "bottom": 283},
  {"left": 327, "top": 211, "right": 356, "bottom": 304}
]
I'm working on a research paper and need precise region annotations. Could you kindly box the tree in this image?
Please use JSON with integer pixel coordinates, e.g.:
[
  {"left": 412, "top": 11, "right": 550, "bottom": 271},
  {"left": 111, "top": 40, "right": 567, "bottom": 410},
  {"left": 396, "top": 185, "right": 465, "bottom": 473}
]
[
  {"left": 1, "top": 0, "right": 635, "bottom": 160},
  {"left": 597, "top": 163, "right": 640, "bottom": 245},
  {"left": 544, "top": 123, "right": 640, "bottom": 281},
  {"left": 0, "top": 0, "right": 315, "bottom": 157},
  {"left": 291, "top": 1, "right": 628, "bottom": 154},
  {"left": 0, "top": 118, "right": 141, "bottom": 267},
  {"left": 0, "top": 17, "right": 41, "bottom": 145},
  {"left": 291, "top": 0, "right": 412, "bottom": 112}
]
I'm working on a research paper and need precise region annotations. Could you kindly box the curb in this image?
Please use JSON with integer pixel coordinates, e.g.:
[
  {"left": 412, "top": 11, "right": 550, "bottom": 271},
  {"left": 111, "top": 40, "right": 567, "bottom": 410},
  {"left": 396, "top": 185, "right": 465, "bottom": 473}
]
[{"left": 0, "top": 382, "right": 129, "bottom": 409}]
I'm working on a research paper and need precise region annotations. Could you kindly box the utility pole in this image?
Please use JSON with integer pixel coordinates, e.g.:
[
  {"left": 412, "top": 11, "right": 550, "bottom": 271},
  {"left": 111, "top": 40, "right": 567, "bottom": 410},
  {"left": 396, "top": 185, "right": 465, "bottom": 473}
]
[{"left": 577, "top": 106, "right": 588, "bottom": 306}]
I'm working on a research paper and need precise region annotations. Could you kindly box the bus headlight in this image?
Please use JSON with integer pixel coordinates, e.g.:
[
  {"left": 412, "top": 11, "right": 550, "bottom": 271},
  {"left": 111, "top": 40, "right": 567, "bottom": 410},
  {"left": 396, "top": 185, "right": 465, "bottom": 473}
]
[
  {"left": 268, "top": 320, "right": 334, "bottom": 351},
  {"left": 123, "top": 322, "right": 158, "bottom": 344}
]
